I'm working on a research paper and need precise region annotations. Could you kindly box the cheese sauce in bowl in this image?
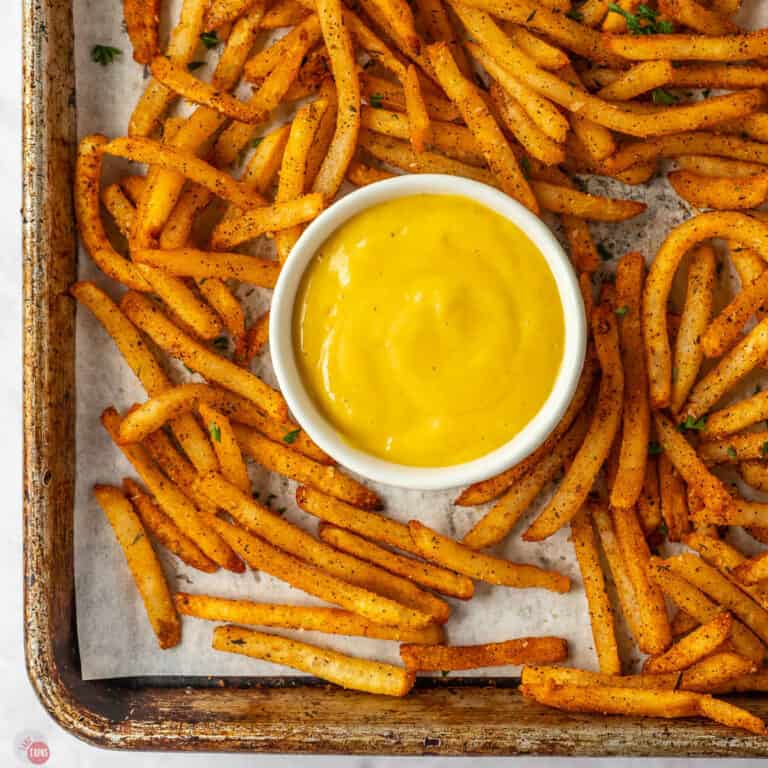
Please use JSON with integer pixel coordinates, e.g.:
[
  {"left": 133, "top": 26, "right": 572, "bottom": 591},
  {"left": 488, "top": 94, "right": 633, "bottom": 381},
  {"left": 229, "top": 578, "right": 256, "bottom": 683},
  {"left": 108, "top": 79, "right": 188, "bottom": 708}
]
[{"left": 271, "top": 175, "right": 585, "bottom": 490}]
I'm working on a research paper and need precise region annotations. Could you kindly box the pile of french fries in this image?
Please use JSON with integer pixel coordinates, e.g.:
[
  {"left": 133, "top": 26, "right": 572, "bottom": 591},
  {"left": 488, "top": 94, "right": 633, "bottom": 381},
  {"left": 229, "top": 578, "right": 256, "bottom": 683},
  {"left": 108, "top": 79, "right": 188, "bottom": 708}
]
[{"left": 73, "top": 0, "right": 768, "bottom": 735}]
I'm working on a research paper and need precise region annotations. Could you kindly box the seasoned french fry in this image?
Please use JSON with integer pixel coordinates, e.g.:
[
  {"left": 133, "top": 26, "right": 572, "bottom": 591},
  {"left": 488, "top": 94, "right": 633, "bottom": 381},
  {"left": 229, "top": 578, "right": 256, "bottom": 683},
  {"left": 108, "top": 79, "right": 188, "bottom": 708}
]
[
  {"left": 233, "top": 425, "right": 381, "bottom": 509},
  {"left": 734, "top": 552, "right": 768, "bottom": 587},
  {"left": 124, "top": 0, "right": 160, "bottom": 64},
  {"left": 194, "top": 472, "right": 443, "bottom": 623},
  {"left": 455, "top": 353, "right": 597, "bottom": 506},
  {"left": 318, "top": 524, "right": 474, "bottom": 599},
  {"left": 417, "top": 0, "right": 472, "bottom": 74},
  {"left": 260, "top": 0, "right": 311, "bottom": 27},
  {"left": 675, "top": 155, "right": 767, "bottom": 179},
  {"left": 637, "top": 453, "right": 662, "bottom": 534},
  {"left": 524, "top": 306, "right": 622, "bottom": 542},
  {"left": 699, "top": 432, "right": 768, "bottom": 464},
  {"left": 361, "top": 73, "right": 462, "bottom": 122},
  {"left": 681, "top": 652, "right": 758, "bottom": 693},
  {"left": 571, "top": 507, "right": 621, "bottom": 675},
  {"left": 427, "top": 42, "right": 537, "bottom": 212},
  {"left": 690, "top": 496, "right": 768, "bottom": 529},
  {"left": 94, "top": 484, "right": 180, "bottom": 649},
  {"left": 120, "top": 292, "right": 288, "bottom": 420},
  {"left": 705, "top": 391, "right": 768, "bottom": 439},
  {"left": 504, "top": 23, "right": 568, "bottom": 70},
  {"left": 402, "top": 64, "right": 432, "bottom": 154},
  {"left": 122, "top": 478, "right": 218, "bottom": 572},
  {"left": 175, "top": 592, "right": 445, "bottom": 643},
  {"left": 658, "top": 453, "right": 690, "bottom": 543},
  {"left": 101, "top": 408, "right": 242, "bottom": 572},
  {"left": 237, "top": 309, "right": 270, "bottom": 365},
  {"left": 597, "top": 61, "right": 673, "bottom": 101},
  {"left": 401, "top": 637, "right": 567, "bottom": 671},
  {"left": 213, "top": 626, "right": 415, "bottom": 696},
  {"left": 71, "top": 283, "right": 219, "bottom": 473},
  {"left": 408, "top": 520, "right": 570, "bottom": 593},
  {"left": 347, "top": 160, "right": 397, "bottom": 186},
  {"left": 644, "top": 613, "right": 732, "bottom": 674},
  {"left": 207, "top": 0, "right": 261, "bottom": 28},
  {"left": 522, "top": 664, "right": 679, "bottom": 690},
  {"left": 696, "top": 695, "right": 768, "bottom": 736},
  {"left": 462, "top": 413, "right": 589, "bottom": 550},
  {"left": 672, "top": 170, "right": 768, "bottom": 211},
  {"left": 649, "top": 557, "right": 765, "bottom": 663},
  {"left": 671, "top": 609, "right": 700, "bottom": 638},
  {"left": 198, "top": 404, "right": 250, "bottom": 494}
]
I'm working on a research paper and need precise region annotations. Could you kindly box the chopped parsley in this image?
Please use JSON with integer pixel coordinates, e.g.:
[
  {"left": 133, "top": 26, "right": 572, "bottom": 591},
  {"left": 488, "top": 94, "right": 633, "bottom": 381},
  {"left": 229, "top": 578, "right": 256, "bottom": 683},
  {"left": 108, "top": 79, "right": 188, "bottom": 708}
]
[
  {"left": 597, "top": 243, "right": 613, "bottom": 261},
  {"left": 648, "top": 441, "right": 663, "bottom": 456},
  {"left": 187, "top": 61, "right": 205, "bottom": 71},
  {"left": 615, "top": 305, "right": 629, "bottom": 317},
  {"left": 200, "top": 30, "right": 219, "bottom": 49},
  {"left": 91, "top": 45, "right": 122, "bottom": 66},
  {"left": 678, "top": 415, "right": 707, "bottom": 432},
  {"left": 607, "top": 3, "right": 674, "bottom": 35},
  {"left": 251, "top": 137, "right": 264, "bottom": 149},
  {"left": 526, "top": 9, "right": 537, "bottom": 22},
  {"left": 283, "top": 428, "right": 301, "bottom": 444},
  {"left": 657, "top": 520, "right": 669, "bottom": 537},
  {"left": 209, "top": 422, "right": 221, "bottom": 443},
  {"left": 652, "top": 88, "right": 678, "bottom": 106},
  {"left": 213, "top": 336, "right": 229, "bottom": 352},
  {"left": 369, "top": 93, "right": 384, "bottom": 108},
  {"left": 727, "top": 445, "right": 737, "bottom": 460},
  {"left": 565, "top": 9, "right": 583, "bottom": 21},
  {"left": 519, "top": 156, "right": 532, "bottom": 179},
  {"left": 761, "top": 441, "right": 768, "bottom": 457}
]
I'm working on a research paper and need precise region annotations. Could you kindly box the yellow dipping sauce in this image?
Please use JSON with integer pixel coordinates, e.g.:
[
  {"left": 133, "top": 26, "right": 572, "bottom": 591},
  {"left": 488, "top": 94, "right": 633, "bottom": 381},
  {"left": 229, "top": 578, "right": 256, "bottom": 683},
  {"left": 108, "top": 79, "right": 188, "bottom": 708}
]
[{"left": 293, "top": 194, "right": 565, "bottom": 467}]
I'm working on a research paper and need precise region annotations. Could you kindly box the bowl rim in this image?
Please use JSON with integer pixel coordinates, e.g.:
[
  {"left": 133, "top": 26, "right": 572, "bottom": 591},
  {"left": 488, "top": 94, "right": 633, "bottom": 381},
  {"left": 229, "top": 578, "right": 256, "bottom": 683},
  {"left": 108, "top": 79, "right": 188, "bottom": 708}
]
[{"left": 270, "top": 174, "right": 586, "bottom": 491}]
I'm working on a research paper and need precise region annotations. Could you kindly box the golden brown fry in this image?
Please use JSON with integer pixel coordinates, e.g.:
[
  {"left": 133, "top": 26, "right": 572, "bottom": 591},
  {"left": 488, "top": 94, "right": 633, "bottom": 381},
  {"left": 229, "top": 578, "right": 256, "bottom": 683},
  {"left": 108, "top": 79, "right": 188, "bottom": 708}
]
[
  {"left": 207, "top": 0, "right": 260, "bottom": 28},
  {"left": 522, "top": 664, "right": 679, "bottom": 690},
  {"left": 566, "top": 220, "right": 599, "bottom": 273},
  {"left": 245, "top": 16, "right": 322, "bottom": 80},
  {"left": 195, "top": 472, "right": 443, "bottom": 623},
  {"left": 734, "top": 552, "right": 768, "bottom": 587},
  {"left": 198, "top": 403, "right": 250, "bottom": 494},
  {"left": 670, "top": 170, "right": 768, "bottom": 211},
  {"left": 671, "top": 245, "right": 716, "bottom": 414},
  {"left": 417, "top": 0, "right": 472, "bottom": 75},
  {"left": 455, "top": 353, "right": 597, "bottom": 506},
  {"left": 504, "top": 23, "right": 568, "bottom": 70},
  {"left": 318, "top": 524, "right": 474, "bottom": 599},
  {"left": 657, "top": 0, "right": 737, "bottom": 35},
  {"left": 699, "top": 432, "right": 768, "bottom": 464},
  {"left": 636, "top": 453, "right": 662, "bottom": 534},
  {"left": 427, "top": 42, "right": 537, "bottom": 212},
  {"left": 121, "top": 292, "right": 287, "bottom": 420},
  {"left": 239, "top": 309, "right": 270, "bottom": 362},
  {"left": 608, "top": 29, "right": 768, "bottom": 62},
  {"left": 408, "top": 520, "right": 570, "bottom": 593},
  {"left": 305, "top": 80, "right": 339, "bottom": 187},
  {"left": 401, "top": 637, "right": 567, "bottom": 671},
  {"left": 347, "top": 160, "right": 396, "bottom": 186},
  {"left": 671, "top": 609, "right": 700, "bottom": 638},
  {"left": 675, "top": 155, "right": 766, "bottom": 179},
  {"left": 696, "top": 695, "right": 768, "bottom": 735},
  {"left": 403, "top": 64, "right": 432, "bottom": 154},
  {"left": 524, "top": 306, "right": 622, "bottom": 542},
  {"left": 122, "top": 478, "right": 217, "bottom": 573},
  {"left": 681, "top": 652, "right": 758, "bottom": 693},
  {"left": 124, "top": 0, "right": 160, "bottom": 64},
  {"left": 571, "top": 507, "right": 621, "bottom": 675},
  {"left": 644, "top": 613, "right": 732, "bottom": 674},
  {"left": 260, "top": 0, "right": 311, "bottom": 27},
  {"left": 241, "top": 125, "right": 292, "bottom": 195},
  {"left": 360, "top": 72, "right": 461, "bottom": 122},
  {"left": 462, "top": 413, "right": 589, "bottom": 550},
  {"left": 133, "top": 248, "right": 281, "bottom": 287},
  {"left": 94, "top": 484, "right": 180, "bottom": 648},
  {"left": 658, "top": 453, "right": 690, "bottom": 543},
  {"left": 597, "top": 61, "right": 674, "bottom": 101},
  {"left": 174, "top": 592, "right": 445, "bottom": 643},
  {"left": 213, "top": 626, "right": 415, "bottom": 696}
]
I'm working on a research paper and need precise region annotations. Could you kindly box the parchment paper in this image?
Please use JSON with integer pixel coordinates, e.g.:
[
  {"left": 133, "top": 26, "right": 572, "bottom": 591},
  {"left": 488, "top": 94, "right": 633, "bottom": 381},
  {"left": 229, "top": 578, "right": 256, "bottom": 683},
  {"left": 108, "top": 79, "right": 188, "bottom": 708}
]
[{"left": 73, "top": 0, "right": 768, "bottom": 680}]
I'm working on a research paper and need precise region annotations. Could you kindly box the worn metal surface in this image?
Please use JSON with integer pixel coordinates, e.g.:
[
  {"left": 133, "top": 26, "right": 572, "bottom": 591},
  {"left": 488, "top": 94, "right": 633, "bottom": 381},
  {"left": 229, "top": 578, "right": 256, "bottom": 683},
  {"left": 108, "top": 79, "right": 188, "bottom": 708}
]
[{"left": 20, "top": 0, "right": 768, "bottom": 755}]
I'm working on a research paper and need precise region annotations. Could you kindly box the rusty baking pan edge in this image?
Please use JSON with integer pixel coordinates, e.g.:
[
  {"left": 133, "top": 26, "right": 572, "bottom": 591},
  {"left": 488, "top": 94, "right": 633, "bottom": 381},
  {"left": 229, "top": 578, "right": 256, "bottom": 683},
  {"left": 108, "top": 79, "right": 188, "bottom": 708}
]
[{"left": 20, "top": 0, "right": 768, "bottom": 755}]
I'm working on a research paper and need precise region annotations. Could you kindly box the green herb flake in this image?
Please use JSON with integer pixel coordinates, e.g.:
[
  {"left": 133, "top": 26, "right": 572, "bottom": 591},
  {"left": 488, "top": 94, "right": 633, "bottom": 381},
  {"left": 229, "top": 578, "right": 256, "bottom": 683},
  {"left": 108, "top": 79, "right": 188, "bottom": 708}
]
[
  {"left": 565, "top": 9, "right": 583, "bottom": 21},
  {"left": 526, "top": 9, "right": 536, "bottom": 22},
  {"left": 369, "top": 93, "right": 384, "bottom": 108},
  {"left": 761, "top": 442, "right": 768, "bottom": 457},
  {"left": 607, "top": 3, "right": 673, "bottom": 35},
  {"left": 187, "top": 61, "right": 205, "bottom": 71},
  {"left": 678, "top": 415, "right": 707, "bottom": 432},
  {"left": 200, "top": 30, "right": 219, "bottom": 49},
  {"left": 672, "top": 366, "right": 679, "bottom": 383},
  {"left": 213, "top": 335, "right": 229, "bottom": 352},
  {"left": 283, "top": 428, "right": 301, "bottom": 444},
  {"left": 727, "top": 445, "right": 738, "bottom": 460},
  {"left": 441, "top": 670, "right": 450, "bottom": 677},
  {"left": 91, "top": 45, "right": 122, "bottom": 66},
  {"left": 597, "top": 243, "right": 613, "bottom": 261},
  {"left": 519, "top": 156, "right": 532, "bottom": 179},
  {"left": 648, "top": 441, "right": 663, "bottom": 456},
  {"left": 652, "top": 88, "right": 678, "bottom": 106},
  {"left": 251, "top": 137, "right": 264, "bottom": 149},
  {"left": 209, "top": 422, "right": 222, "bottom": 443},
  {"left": 756, "top": 383, "right": 763, "bottom": 395},
  {"left": 615, "top": 305, "right": 629, "bottom": 317},
  {"left": 657, "top": 520, "right": 669, "bottom": 537}
]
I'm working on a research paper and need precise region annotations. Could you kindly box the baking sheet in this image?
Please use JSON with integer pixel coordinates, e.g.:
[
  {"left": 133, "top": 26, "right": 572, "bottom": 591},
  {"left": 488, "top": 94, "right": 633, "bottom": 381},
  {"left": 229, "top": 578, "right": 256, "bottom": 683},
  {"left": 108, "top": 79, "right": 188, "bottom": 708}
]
[{"left": 74, "top": 0, "right": 767, "bottom": 680}]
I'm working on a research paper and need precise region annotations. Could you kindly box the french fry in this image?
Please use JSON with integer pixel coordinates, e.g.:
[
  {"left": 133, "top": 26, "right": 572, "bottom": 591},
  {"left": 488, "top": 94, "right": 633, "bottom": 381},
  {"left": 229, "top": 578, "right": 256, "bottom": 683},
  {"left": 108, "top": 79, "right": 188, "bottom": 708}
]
[
  {"left": 210, "top": 194, "right": 324, "bottom": 250},
  {"left": 427, "top": 42, "right": 536, "bottom": 212},
  {"left": 311, "top": 0, "right": 360, "bottom": 200},
  {"left": 417, "top": 0, "right": 473, "bottom": 75},
  {"left": 671, "top": 245, "right": 716, "bottom": 414},
  {"left": 174, "top": 592, "right": 445, "bottom": 643},
  {"left": 524, "top": 305, "right": 622, "bottom": 542},
  {"left": 504, "top": 23, "right": 568, "bottom": 70},
  {"left": 295, "top": 486, "right": 419, "bottom": 554},
  {"left": 150, "top": 56, "right": 267, "bottom": 123},
  {"left": 120, "top": 292, "right": 288, "bottom": 420},
  {"left": 347, "top": 160, "right": 397, "bottom": 186},
  {"left": 637, "top": 454, "right": 662, "bottom": 534},
  {"left": 667, "top": 63, "right": 768, "bottom": 89},
  {"left": 689, "top": 496, "right": 768, "bottom": 528},
  {"left": 455, "top": 353, "right": 597, "bottom": 506},
  {"left": 275, "top": 99, "right": 329, "bottom": 263},
  {"left": 133, "top": 248, "right": 281, "bottom": 287},
  {"left": 658, "top": 453, "right": 690, "bottom": 543},
  {"left": 305, "top": 80, "right": 339, "bottom": 187},
  {"left": 610, "top": 252, "right": 650, "bottom": 510},
  {"left": 101, "top": 407, "right": 242, "bottom": 572},
  {"left": 245, "top": 16, "right": 321, "bottom": 80},
  {"left": 462, "top": 413, "right": 589, "bottom": 550},
  {"left": 597, "top": 61, "right": 674, "bottom": 101},
  {"left": 233, "top": 425, "right": 381, "bottom": 509},
  {"left": 644, "top": 613, "right": 732, "bottom": 674},
  {"left": 521, "top": 664, "right": 679, "bottom": 690},
  {"left": 71, "top": 282, "right": 219, "bottom": 473},
  {"left": 408, "top": 520, "right": 570, "bottom": 593},
  {"left": 657, "top": 0, "right": 737, "bottom": 35},
  {"left": 567, "top": 221, "right": 599, "bottom": 273},
  {"left": 128, "top": 0, "right": 209, "bottom": 136},
  {"left": 681, "top": 652, "right": 758, "bottom": 693},
  {"left": 696, "top": 695, "right": 768, "bottom": 736},
  {"left": 704, "top": 392, "right": 768, "bottom": 440},
  {"left": 207, "top": 0, "right": 261, "bottom": 28},
  {"left": 318, "top": 524, "right": 474, "bottom": 599},
  {"left": 194, "top": 472, "right": 443, "bottom": 623},
  {"left": 122, "top": 478, "right": 218, "bottom": 572},
  {"left": 649, "top": 557, "right": 765, "bottom": 663},
  {"left": 260, "top": 0, "right": 311, "bottom": 27},
  {"left": 402, "top": 64, "right": 432, "bottom": 154},
  {"left": 240, "top": 125, "right": 292, "bottom": 195},
  {"left": 664, "top": 553, "right": 768, "bottom": 646},
  {"left": 237, "top": 309, "right": 270, "bottom": 363},
  {"left": 361, "top": 73, "right": 461, "bottom": 122},
  {"left": 608, "top": 29, "right": 768, "bottom": 62},
  {"left": 198, "top": 404, "right": 250, "bottom": 494},
  {"left": 93, "top": 484, "right": 180, "bottom": 649},
  {"left": 734, "top": 552, "right": 768, "bottom": 587},
  {"left": 671, "top": 609, "right": 700, "bottom": 638},
  {"left": 571, "top": 507, "right": 621, "bottom": 675},
  {"left": 401, "top": 637, "right": 567, "bottom": 671},
  {"left": 675, "top": 155, "right": 766, "bottom": 179},
  {"left": 213, "top": 626, "right": 415, "bottom": 696},
  {"left": 670, "top": 170, "right": 768, "bottom": 211},
  {"left": 699, "top": 432, "right": 768, "bottom": 464},
  {"left": 591, "top": 503, "right": 644, "bottom": 644},
  {"left": 124, "top": 0, "right": 160, "bottom": 64}
]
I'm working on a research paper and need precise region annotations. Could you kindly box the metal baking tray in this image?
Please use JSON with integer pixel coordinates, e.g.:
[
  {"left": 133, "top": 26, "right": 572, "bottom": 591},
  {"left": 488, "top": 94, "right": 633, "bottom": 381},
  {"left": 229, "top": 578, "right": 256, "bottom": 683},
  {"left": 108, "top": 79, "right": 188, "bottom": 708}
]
[{"left": 21, "top": 0, "right": 768, "bottom": 754}]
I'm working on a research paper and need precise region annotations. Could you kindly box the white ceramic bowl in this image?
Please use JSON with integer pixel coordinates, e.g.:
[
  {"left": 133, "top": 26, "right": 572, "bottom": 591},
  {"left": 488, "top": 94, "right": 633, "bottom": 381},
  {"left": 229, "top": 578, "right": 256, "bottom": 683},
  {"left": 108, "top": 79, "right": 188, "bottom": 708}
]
[{"left": 270, "top": 174, "right": 586, "bottom": 491}]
